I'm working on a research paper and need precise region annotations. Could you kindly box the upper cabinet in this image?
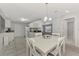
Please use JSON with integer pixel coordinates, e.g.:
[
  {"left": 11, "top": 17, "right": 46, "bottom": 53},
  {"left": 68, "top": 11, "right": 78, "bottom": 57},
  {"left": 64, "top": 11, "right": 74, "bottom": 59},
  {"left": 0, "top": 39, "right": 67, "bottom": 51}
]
[{"left": 0, "top": 15, "right": 5, "bottom": 33}]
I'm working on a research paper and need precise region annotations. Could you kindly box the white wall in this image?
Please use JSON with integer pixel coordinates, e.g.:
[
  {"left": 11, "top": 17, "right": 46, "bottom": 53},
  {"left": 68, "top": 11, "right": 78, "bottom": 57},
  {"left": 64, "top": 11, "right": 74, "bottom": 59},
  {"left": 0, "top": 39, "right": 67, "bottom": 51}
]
[
  {"left": 74, "top": 14, "right": 79, "bottom": 47},
  {"left": 29, "top": 20, "right": 43, "bottom": 31},
  {"left": 29, "top": 20, "right": 43, "bottom": 27},
  {"left": 11, "top": 22, "right": 25, "bottom": 37},
  {"left": 5, "top": 19, "right": 11, "bottom": 28},
  {"left": 29, "top": 18, "right": 64, "bottom": 34},
  {"left": 53, "top": 17, "right": 65, "bottom": 34}
]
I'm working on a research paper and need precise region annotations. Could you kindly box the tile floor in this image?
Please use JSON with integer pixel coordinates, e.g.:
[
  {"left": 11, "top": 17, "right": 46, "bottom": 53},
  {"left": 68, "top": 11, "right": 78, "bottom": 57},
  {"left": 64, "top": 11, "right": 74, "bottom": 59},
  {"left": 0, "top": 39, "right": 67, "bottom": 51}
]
[
  {"left": 0, "top": 37, "right": 79, "bottom": 56},
  {"left": 0, "top": 37, "right": 26, "bottom": 56},
  {"left": 65, "top": 44, "right": 79, "bottom": 56}
]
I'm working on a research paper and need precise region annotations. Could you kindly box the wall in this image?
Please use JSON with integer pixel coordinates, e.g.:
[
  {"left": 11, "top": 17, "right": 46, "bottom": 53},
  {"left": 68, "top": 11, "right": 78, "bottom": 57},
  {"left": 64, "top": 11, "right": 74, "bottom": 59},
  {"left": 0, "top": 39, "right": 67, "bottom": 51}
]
[
  {"left": 5, "top": 19, "right": 11, "bottom": 28},
  {"left": 74, "top": 14, "right": 79, "bottom": 47},
  {"left": 29, "top": 20, "right": 43, "bottom": 28},
  {"left": 53, "top": 17, "right": 65, "bottom": 34},
  {"left": 11, "top": 22, "right": 26, "bottom": 37},
  {"left": 29, "top": 18, "right": 64, "bottom": 34},
  {"left": 29, "top": 20, "right": 43, "bottom": 31}
]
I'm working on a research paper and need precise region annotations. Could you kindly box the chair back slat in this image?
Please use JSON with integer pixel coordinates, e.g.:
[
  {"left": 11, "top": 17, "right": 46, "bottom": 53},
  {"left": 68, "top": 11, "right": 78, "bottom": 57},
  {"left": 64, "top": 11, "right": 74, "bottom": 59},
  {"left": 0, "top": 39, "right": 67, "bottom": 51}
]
[{"left": 27, "top": 38, "right": 42, "bottom": 56}]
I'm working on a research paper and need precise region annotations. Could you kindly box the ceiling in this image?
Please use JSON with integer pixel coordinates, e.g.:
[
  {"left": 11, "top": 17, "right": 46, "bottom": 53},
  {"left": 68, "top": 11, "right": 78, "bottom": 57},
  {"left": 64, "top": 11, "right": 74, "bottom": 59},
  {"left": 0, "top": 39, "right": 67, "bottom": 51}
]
[{"left": 0, "top": 3, "right": 79, "bottom": 23}]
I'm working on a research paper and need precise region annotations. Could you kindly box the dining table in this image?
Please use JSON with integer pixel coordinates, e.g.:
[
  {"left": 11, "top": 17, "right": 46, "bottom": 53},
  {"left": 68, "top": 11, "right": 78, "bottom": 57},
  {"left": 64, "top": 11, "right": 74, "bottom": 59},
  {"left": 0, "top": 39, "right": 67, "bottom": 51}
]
[{"left": 28, "top": 35, "right": 65, "bottom": 56}]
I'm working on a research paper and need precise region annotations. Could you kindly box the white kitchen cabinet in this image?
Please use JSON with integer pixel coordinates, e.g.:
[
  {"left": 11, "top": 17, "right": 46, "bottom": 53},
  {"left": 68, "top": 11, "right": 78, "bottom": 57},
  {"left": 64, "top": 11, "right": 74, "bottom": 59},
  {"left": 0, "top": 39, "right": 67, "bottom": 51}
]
[
  {"left": 3, "top": 32, "right": 15, "bottom": 46},
  {"left": 0, "top": 33, "right": 3, "bottom": 49}
]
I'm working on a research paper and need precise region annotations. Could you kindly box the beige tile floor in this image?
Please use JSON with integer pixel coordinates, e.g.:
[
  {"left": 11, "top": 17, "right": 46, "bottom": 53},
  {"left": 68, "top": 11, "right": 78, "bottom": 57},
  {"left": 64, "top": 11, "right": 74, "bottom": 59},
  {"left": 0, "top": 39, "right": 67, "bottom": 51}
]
[
  {"left": 0, "top": 37, "right": 79, "bottom": 56},
  {"left": 65, "top": 44, "right": 79, "bottom": 56},
  {"left": 0, "top": 37, "right": 26, "bottom": 56}
]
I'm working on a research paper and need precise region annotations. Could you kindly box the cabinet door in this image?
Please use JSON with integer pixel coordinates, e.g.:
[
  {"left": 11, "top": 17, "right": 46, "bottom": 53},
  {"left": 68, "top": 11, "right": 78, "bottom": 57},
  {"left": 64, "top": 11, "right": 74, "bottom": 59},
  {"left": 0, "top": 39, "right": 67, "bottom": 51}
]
[
  {"left": 8, "top": 33, "right": 14, "bottom": 42},
  {"left": 67, "top": 22, "right": 74, "bottom": 41},
  {"left": 0, "top": 34, "right": 3, "bottom": 49},
  {"left": 4, "top": 34, "right": 9, "bottom": 46}
]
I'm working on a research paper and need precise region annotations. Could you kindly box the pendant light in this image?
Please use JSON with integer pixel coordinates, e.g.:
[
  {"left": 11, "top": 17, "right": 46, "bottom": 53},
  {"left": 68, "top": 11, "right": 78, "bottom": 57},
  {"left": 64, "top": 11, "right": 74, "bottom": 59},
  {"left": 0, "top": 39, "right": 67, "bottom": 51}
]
[{"left": 44, "top": 3, "right": 52, "bottom": 22}]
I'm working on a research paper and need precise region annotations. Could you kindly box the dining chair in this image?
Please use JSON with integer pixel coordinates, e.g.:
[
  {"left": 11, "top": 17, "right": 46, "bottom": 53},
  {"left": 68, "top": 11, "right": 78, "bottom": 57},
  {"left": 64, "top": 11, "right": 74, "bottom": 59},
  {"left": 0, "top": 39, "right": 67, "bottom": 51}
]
[
  {"left": 35, "top": 33, "right": 42, "bottom": 37},
  {"left": 48, "top": 37, "right": 64, "bottom": 56},
  {"left": 27, "top": 38, "right": 44, "bottom": 56},
  {"left": 26, "top": 37, "right": 30, "bottom": 56},
  {"left": 52, "top": 33, "right": 61, "bottom": 37}
]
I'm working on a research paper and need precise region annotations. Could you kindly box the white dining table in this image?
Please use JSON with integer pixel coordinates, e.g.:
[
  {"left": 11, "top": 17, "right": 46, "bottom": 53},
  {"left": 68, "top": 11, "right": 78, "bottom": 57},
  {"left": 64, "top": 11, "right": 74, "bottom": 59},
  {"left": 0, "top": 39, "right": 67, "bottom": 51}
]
[{"left": 29, "top": 36, "right": 65, "bottom": 56}]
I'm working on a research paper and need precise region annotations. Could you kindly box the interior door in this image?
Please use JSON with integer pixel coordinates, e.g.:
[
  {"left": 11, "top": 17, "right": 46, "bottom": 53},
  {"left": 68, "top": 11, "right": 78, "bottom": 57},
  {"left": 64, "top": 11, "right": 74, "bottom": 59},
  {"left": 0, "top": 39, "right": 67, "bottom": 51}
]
[{"left": 67, "top": 21, "right": 74, "bottom": 43}]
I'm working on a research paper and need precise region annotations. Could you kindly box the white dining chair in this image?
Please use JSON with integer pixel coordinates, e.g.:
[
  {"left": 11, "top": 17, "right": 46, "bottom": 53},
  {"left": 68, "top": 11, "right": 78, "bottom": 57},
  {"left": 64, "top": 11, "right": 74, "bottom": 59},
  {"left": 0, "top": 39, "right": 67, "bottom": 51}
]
[
  {"left": 48, "top": 37, "right": 64, "bottom": 56},
  {"left": 35, "top": 33, "right": 42, "bottom": 37},
  {"left": 52, "top": 33, "right": 61, "bottom": 37},
  {"left": 26, "top": 37, "right": 30, "bottom": 56},
  {"left": 27, "top": 38, "right": 44, "bottom": 56}
]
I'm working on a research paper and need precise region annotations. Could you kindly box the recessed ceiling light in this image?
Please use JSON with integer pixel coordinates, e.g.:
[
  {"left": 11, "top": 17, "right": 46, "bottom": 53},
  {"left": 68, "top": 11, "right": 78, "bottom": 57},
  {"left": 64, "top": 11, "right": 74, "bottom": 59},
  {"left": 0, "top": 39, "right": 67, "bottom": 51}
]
[
  {"left": 49, "top": 18, "right": 52, "bottom": 21},
  {"left": 21, "top": 18, "right": 27, "bottom": 21},
  {"left": 44, "top": 16, "right": 48, "bottom": 22},
  {"left": 65, "top": 10, "right": 70, "bottom": 13}
]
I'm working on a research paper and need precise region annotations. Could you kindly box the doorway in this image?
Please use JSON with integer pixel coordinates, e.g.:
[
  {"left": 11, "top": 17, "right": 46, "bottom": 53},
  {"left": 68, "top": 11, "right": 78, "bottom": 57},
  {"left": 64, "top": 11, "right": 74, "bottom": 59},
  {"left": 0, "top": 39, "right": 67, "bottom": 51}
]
[
  {"left": 67, "top": 21, "right": 74, "bottom": 42},
  {"left": 65, "top": 17, "right": 75, "bottom": 45}
]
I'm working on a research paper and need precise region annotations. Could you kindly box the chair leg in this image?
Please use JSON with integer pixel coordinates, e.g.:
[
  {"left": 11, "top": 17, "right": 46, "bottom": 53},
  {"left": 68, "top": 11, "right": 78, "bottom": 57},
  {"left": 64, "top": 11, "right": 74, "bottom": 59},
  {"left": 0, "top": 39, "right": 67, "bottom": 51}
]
[
  {"left": 59, "top": 49, "right": 61, "bottom": 56},
  {"left": 29, "top": 48, "right": 32, "bottom": 56},
  {"left": 63, "top": 41, "right": 65, "bottom": 54}
]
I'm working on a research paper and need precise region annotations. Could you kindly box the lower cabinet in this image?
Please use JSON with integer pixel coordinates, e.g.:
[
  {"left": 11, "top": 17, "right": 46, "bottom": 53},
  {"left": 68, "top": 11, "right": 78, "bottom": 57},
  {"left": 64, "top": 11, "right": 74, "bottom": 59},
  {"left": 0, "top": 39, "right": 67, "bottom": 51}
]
[
  {"left": 0, "top": 32, "right": 14, "bottom": 49},
  {"left": 0, "top": 33, "right": 4, "bottom": 49},
  {"left": 4, "top": 32, "right": 15, "bottom": 46}
]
